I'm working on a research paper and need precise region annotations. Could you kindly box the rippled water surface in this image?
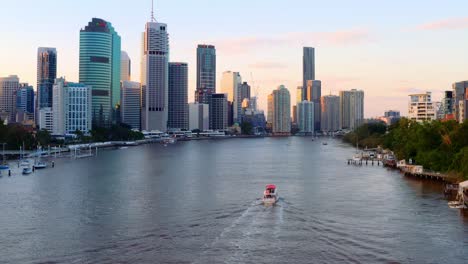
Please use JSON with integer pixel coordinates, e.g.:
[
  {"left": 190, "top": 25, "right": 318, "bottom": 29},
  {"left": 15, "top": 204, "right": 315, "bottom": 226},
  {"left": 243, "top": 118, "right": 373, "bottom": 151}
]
[{"left": 0, "top": 137, "right": 467, "bottom": 263}]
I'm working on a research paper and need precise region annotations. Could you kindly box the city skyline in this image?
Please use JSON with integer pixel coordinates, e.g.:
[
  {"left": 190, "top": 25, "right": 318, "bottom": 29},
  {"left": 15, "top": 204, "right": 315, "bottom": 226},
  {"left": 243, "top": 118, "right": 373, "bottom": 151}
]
[{"left": 2, "top": 0, "right": 468, "bottom": 117}]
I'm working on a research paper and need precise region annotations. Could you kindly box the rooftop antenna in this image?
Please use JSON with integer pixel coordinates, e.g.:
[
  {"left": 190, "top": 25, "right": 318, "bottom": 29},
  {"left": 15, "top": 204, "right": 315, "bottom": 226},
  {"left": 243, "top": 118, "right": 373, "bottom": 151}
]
[{"left": 151, "top": 0, "right": 156, "bottom": 22}]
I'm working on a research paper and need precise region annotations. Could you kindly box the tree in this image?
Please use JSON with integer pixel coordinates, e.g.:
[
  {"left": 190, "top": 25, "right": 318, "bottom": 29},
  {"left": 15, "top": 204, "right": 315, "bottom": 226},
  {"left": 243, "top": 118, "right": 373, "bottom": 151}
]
[
  {"left": 241, "top": 122, "right": 253, "bottom": 135},
  {"left": 36, "top": 129, "right": 52, "bottom": 147}
]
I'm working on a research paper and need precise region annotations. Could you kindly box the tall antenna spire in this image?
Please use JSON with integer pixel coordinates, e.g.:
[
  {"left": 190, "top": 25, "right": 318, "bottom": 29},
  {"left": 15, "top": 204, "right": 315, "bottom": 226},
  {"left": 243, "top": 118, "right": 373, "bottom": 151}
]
[{"left": 151, "top": 0, "right": 156, "bottom": 22}]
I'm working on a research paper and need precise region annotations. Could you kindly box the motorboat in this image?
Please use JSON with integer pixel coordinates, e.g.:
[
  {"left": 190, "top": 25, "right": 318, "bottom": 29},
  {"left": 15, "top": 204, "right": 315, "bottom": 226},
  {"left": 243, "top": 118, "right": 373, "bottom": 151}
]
[
  {"left": 262, "top": 184, "right": 279, "bottom": 205},
  {"left": 0, "top": 165, "right": 9, "bottom": 170},
  {"left": 20, "top": 160, "right": 30, "bottom": 167},
  {"left": 33, "top": 161, "right": 47, "bottom": 169},
  {"left": 22, "top": 167, "right": 33, "bottom": 175},
  {"left": 322, "top": 142, "right": 328, "bottom": 145},
  {"left": 352, "top": 154, "right": 361, "bottom": 162}
]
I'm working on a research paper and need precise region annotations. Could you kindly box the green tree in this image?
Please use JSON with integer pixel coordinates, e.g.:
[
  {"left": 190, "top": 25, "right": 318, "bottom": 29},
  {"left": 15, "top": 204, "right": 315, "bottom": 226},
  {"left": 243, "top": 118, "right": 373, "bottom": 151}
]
[{"left": 241, "top": 122, "right": 253, "bottom": 135}]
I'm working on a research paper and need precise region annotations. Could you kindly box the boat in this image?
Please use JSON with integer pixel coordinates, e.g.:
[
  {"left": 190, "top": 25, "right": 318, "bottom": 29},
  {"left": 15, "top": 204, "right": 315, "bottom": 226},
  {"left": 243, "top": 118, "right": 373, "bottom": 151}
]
[
  {"left": 262, "top": 184, "right": 279, "bottom": 205},
  {"left": 458, "top": 181, "right": 468, "bottom": 208},
  {"left": 322, "top": 142, "right": 328, "bottom": 145},
  {"left": 22, "top": 167, "right": 33, "bottom": 175},
  {"left": 383, "top": 155, "right": 397, "bottom": 167},
  {"left": 33, "top": 161, "right": 47, "bottom": 169}
]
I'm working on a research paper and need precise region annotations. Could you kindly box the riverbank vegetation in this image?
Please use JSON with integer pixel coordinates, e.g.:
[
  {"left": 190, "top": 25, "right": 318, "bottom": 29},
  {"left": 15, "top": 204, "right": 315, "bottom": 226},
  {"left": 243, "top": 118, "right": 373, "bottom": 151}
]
[
  {"left": 344, "top": 118, "right": 468, "bottom": 180},
  {"left": 0, "top": 119, "right": 143, "bottom": 150}
]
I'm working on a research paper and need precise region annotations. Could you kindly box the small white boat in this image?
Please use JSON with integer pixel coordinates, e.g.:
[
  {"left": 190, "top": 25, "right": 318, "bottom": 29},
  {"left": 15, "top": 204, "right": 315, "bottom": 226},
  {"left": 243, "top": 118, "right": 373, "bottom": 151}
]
[
  {"left": 262, "top": 184, "right": 279, "bottom": 205},
  {"left": 20, "top": 160, "right": 30, "bottom": 167},
  {"left": 33, "top": 162, "right": 47, "bottom": 169},
  {"left": 22, "top": 167, "right": 33, "bottom": 175}
]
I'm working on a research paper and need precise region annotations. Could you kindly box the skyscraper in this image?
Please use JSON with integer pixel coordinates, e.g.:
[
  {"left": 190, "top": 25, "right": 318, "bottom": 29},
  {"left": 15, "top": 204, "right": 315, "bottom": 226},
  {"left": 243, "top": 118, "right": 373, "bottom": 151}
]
[
  {"left": 452, "top": 81, "right": 468, "bottom": 123},
  {"left": 141, "top": 13, "right": 169, "bottom": 132},
  {"left": 339, "top": 89, "right": 364, "bottom": 130},
  {"left": 188, "top": 103, "right": 209, "bottom": 131},
  {"left": 121, "top": 51, "right": 131, "bottom": 82},
  {"left": 296, "top": 86, "right": 303, "bottom": 104},
  {"left": 303, "top": 47, "right": 315, "bottom": 100},
  {"left": 79, "top": 18, "right": 121, "bottom": 127},
  {"left": 52, "top": 78, "right": 92, "bottom": 135},
  {"left": 121, "top": 81, "right": 141, "bottom": 130},
  {"left": 16, "top": 84, "right": 35, "bottom": 116},
  {"left": 210, "top": 94, "right": 228, "bottom": 130},
  {"left": 297, "top": 100, "right": 315, "bottom": 133},
  {"left": 220, "top": 71, "right": 241, "bottom": 103},
  {"left": 168, "top": 62, "right": 188, "bottom": 130},
  {"left": 408, "top": 92, "right": 437, "bottom": 122},
  {"left": 269, "top": 85, "right": 291, "bottom": 135},
  {"left": 196, "top": 44, "right": 216, "bottom": 91},
  {"left": 37, "top": 47, "right": 57, "bottom": 109},
  {"left": 0, "top": 75, "right": 20, "bottom": 123},
  {"left": 306, "top": 80, "right": 321, "bottom": 131},
  {"left": 321, "top": 95, "right": 340, "bottom": 132},
  {"left": 236, "top": 82, "right": 251, "bottom": 124}
]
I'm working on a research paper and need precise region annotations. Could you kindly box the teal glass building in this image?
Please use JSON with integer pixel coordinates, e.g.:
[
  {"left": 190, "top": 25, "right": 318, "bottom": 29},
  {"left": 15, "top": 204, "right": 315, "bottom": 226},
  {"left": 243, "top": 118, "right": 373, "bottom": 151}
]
[{"left": 79, "top": 18, "right": 121, "bottom": 127}]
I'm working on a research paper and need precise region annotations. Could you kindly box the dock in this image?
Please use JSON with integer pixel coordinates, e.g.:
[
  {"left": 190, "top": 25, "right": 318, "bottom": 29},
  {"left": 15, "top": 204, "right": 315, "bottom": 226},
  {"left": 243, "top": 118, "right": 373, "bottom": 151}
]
[{"left": 400, "top": 167, "right": 450, "bottom": 182}]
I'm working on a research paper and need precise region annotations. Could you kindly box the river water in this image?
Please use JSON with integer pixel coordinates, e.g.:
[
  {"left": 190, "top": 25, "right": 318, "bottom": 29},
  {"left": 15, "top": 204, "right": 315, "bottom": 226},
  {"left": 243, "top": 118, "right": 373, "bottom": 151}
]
[{"left": 0, "top": 137, "right": 467, "bottom": 263}]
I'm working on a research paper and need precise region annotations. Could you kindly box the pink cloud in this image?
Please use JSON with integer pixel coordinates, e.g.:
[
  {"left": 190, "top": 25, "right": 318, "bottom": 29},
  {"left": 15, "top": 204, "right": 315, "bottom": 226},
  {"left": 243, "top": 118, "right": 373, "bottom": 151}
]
[
  {"left": 212, "top": 28, "right": 372, "bottom": 53},
  {"left": 415, "top": 17, "right": 468, "bottom": 31},
  {"left": 248, "top": 62, "right": 288, "bottom": 69}
]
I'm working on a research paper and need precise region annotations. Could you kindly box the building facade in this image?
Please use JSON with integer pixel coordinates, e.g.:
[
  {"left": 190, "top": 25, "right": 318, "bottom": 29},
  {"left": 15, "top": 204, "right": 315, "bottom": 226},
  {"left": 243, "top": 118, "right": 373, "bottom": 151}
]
[
  {"left": 141, "top": 18, "right": 169, "bottom": 132},
  {"left": 452, "top": 81, "right": 468, "bottom": 123},
  {"left": 38, "top": 107, "right": 53, "bottom": 132},
  {"left": 297, "top": 100, "right": 315, "bottom": 133},
  {"left": 195, "top": 44, "right": 216, "bottom": 102},
  {"left": 189, "top": 103, "right": 209, "bottom": 131},
  {"left": 408, "top": 92, "right": 436, "bottom": 122},
  {"left": 235, "top": 82, "right": 251, "bottom": 124},
  {"left": 269, "top": 85, "right": 291, "bottom": 135},
  {"left": 168, "top": 62, "right": 188, "bottom": 130},
  {"left": 220, "top": 71, "right": 241, "bottom": 103},
  {"left": 80, "top": 18, "right": 121, "bottom": 127},
  {"left": 52, "top": 78, "right": 92, "bottom": 135},
  {"left": 321, "top": 95, "right": 340, "bottom": 132},
  {"left": 306, "top": 80, "right": 321, "bottom": 131},
  {"left": 121, "top": 81, "right": 141, "bottom": 130},
  {"left": 37, "top": 47, "right": 57, "bottom": 109},
  {"left": 339, "top": 89, "right": 364, "bottom": 130},
  {"left": 121, "top": 51, "right": 131, "bottom": 82},
  {"left": 303, "top": 47, "right": 315, "bottom": 100},
  {"left": 0, "top": 75, "right": 20, "bottom": 123},
  {"left": 443, "top": 91, "right": 453, "bottom": 117},
  {"left": 209, "top": 93, "right": 228, "bottom": 130},
  {"left": 16, "top": 84, "right": 35, "bottom": 121}
]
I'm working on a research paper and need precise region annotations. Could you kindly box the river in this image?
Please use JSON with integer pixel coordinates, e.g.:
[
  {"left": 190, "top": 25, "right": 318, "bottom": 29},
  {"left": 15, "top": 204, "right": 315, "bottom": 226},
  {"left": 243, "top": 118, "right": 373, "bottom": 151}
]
[{"left": 0, "top": 137, "right": 467, "bottom": 263}]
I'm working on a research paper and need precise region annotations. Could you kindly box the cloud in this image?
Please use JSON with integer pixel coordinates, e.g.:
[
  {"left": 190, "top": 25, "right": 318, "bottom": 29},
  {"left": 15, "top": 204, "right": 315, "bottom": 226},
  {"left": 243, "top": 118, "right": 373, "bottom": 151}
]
[
  {"left": 248, "top": 62, "right": 288, "bottom": 69},
  {"left": 213, "top": 28, "right": 372, "bottom": 53},
  {"left": 414, "top": 17, "right": 468, "bottom": 31}
]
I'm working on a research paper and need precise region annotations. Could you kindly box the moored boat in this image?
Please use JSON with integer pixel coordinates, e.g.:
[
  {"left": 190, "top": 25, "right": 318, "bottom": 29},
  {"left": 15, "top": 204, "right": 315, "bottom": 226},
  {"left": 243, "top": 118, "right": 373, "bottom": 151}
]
[
  {"left": 262, "top": 184, "right": 279, "bottom": 205},
  {"left": 22, "top": 167, "right": 33, "bottom": 175},
  {"left": 459, "top": 181, "right": 468, "bottom": 208},
  {"left": 33, "top": 162, "right": 47, "bottom": 169}
]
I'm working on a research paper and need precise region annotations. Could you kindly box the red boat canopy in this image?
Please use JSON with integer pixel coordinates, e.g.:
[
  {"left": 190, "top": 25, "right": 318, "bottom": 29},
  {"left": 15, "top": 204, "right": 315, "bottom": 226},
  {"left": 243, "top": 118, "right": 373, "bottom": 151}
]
[{"left": 266, "top": 184, "right": 276, "bottom": 189}]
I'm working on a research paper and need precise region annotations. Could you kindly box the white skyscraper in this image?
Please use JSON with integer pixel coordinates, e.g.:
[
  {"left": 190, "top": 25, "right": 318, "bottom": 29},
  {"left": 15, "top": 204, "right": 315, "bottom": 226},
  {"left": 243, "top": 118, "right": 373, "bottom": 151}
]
[
  {"left": 52, "top": 78, "right": 92, "bottom": 135},
  {"left": 297, "top": 100, "right": 315, "bottom": 133},
  {"left": 141, "top": 12, "right": 169, "bottom": 132},
  {"left": 121, "top": 51, "right": 131, "bottom": 82},
  {"left": 339, "top": 89, "right": 364, "bottom": 130},
  {"left": 268, "top": 85, "right": 291, "bottom": 135}
]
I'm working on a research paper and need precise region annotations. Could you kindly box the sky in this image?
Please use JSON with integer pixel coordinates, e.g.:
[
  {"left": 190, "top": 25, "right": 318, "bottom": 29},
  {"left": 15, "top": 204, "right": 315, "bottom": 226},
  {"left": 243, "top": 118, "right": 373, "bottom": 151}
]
[{"left": 1, "top": 0, "right": 468, "bottom": 117}]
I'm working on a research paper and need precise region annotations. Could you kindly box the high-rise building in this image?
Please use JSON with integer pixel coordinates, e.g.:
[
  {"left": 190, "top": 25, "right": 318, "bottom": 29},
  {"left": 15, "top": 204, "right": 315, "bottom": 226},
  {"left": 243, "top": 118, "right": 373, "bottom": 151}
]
[
  {"left": 196, "top": 44, "right": 216, "bottom": 92},
  {"left": 452, "top": 81, "right": 468, "bottom": 122},
  {"left": 188, "top": 103, "right": 209, "bottom": 131},
  {"left": 235, "top": 82, "right": 251, "bottom": 124},
  {"left": 168, "top": 62, "right": 188, "bottom": 130},
  {"left": 267, "top": 93, "right": 273, "bottom": 126},
  {"left": 141, "top": 15, "right": 169, "bottom": 132},
  {"left": 303, "top": 47, "right": 315, "bottom": 100},
  {"left": 384, "top": 110, "right": 400, "bottom": 118},
  {"left": 297, "top": 100, "right": 315, "bottom": 133},
  {"left": 52, "top": 78, "right": 92, "bottom": 135},
  {"left": 0, "top": 75, "right": 20, "bottom": 123},
  {"left": 37, "top": 47, "right": 57, "bottom": 109},
  {"left": 16, "top": 84, "right": 35, "bottom": 116},
  {"left": 121, "top": 51, "right": 131, "bottom": 82},
  {"left": 121, "top": 81, "right": 141, "bottom": 130},
  {"left": 269, "top": 85, "right": 291, "bottom": 135},
  {"left": 306, "top": 80, "right": 321, "bottom": 131},
  {"left": 210, "top": 94, "right": 228, "bottom": 130},
  {"left": 443, "top": 91, "right": 453, "bottom": 116},
  {"left": 339, "top": 89, "right": 364, "bottom": 130},
  {"left": 80, "top": 18, "right": 121, "bottom": 127},
  {"left": 408, "top": 92, "right": 436, "bottom": 122},
  {"left": 220, "top": 71, "right": 241, "bottom": 103},
  {"left": 296, "top": 86, "right": 303, "bottom": 104},
  {"left": 321, "top": 95, "right": 340, "bottom": 132},
  {"left": 250, "top": 96, "right": 258, "bottom": 112}
]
